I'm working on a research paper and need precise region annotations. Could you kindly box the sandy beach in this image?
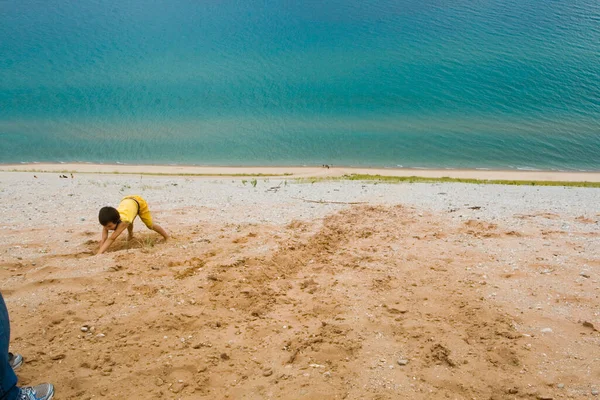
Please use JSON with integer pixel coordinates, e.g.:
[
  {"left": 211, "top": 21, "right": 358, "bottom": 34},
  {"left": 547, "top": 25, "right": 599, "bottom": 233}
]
[
  {"left": 0, "top": 170, "right": 599, "bottom": 399},
  {"left": 2, "top": 163, "right": 600, "bottom": 182}
]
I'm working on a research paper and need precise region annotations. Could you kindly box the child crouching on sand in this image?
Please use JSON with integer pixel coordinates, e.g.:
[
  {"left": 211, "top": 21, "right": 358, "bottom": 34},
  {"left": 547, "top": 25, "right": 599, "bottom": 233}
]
[{"left": 96, "top": 195, "right": 169, "bottom": 255}]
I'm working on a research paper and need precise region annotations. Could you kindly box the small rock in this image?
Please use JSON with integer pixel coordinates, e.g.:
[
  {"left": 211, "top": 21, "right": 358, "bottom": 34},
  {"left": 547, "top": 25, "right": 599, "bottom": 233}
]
[
  {"left": 592, "top": 389, "right": 599, "bottom": 396},
  {"left": 50, "top": 354, "right": 65, "bottom": 361},
  {"left": 80, "top": 217, "right": 85, "bottom": 221},
  {"left": 220, "top": 353, "right": 230, "bottom": 360},
  {"left": 80, "top": 326, "right": 89, "bottom": 332},
  {"left": 537, "top": 395, "right": 553, "bottom": 400},
  {"left": 580, "top": 272, "right": 591, "bottom": 278},
  {"left": 397, "top": 359, "right": 409, "bottom": 366},
  {"left": 170, "top": 382, "right": 186, "bottom": 393},
  {"left": 540, "top": 328, "right": 553, "bottom": 333},
  {"left": 583, "top": 321, "right": 598, "bottom": 331},
  {"left": 557, "top": 383, "right": 564, "bottom": 389},
  {"left": 263, "top": 369, "right": 273, "bottom": 377}
]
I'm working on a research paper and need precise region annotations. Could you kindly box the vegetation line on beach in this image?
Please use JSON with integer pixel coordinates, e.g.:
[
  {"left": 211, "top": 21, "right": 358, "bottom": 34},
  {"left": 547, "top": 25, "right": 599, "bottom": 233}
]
[
  {"left": 296, "top": 174, "right": 600, "bottom": 188},
  {"left": 3, "top": 169, "right": 600, "bottom": 187}
]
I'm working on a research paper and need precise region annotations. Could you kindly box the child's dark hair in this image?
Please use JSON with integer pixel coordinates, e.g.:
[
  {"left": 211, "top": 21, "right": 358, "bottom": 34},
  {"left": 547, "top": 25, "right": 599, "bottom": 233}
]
[{"left": 98, "top": 207, "right": 120, "bottom": 226}]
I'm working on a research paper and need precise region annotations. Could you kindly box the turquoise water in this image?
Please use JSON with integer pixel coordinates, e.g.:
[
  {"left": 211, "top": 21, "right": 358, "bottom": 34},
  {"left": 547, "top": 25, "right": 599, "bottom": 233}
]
[{"left": 1, "top": 0, "right": 599, "bottom": 170}]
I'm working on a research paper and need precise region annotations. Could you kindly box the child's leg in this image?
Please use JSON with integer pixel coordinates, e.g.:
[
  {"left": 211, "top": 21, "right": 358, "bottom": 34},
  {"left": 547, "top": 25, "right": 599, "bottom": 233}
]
[
  {"left": 151, "top": 224, "right": 169, "bottom": 241},
  {"left": 135, "top": 198, "right": 168, "bottom": 241},
  {"left": 127, "top": 223, "right": 134, "bottom": 241}
]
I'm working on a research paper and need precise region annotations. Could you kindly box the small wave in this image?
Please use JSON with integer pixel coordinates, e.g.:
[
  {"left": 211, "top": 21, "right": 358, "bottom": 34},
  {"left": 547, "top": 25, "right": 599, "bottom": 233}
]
[{"left": 516, "top": 167, "right": 542, "bottom": 171}]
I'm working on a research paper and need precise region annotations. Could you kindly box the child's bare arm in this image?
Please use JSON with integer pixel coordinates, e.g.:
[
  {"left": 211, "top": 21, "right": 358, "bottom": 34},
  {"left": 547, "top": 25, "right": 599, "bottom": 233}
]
[
  {"left": 99, "top": 226, "right": 109, "bottom": 247},
  {"left": 97, "top": 222, "right": 129, "bottom": 255}
]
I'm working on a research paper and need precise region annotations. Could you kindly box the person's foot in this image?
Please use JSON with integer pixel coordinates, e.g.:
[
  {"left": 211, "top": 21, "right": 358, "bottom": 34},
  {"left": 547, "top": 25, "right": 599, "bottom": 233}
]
[
  {"left": 18, "top": 384, "right": 54, "bottom": 400},
  {"left": 9, "top": 352, "right": 23, "bottom": 370}
]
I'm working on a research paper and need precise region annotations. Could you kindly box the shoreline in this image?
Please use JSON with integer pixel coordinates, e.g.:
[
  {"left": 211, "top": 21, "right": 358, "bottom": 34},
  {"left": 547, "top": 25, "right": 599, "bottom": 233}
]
[{"left": 1, "top": 162, "right": 600, "bottom": 182}]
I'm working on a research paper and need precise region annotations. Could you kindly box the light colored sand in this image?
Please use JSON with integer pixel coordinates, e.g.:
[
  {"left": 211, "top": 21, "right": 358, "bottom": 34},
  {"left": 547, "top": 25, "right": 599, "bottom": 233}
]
[
  {"left": 0, "top": 172, "right": 599, "bottom": 399},
  {"left": 2, "top": 163, "right": 600, "bottom": 182}
]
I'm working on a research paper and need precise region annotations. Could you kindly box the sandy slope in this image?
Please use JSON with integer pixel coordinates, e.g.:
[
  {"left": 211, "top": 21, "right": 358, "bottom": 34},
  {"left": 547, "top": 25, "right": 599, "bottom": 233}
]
[{"left": 0, "top": 172, "right": 599, "bottom": 399}]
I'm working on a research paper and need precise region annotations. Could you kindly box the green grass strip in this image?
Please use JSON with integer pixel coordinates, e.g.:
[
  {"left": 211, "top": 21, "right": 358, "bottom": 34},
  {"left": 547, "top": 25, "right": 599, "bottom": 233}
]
[
  {"left": 340, "top": 174, "right": 600, "bottom": 187},
  {"left": 295, "top": 174, "right": 600, "bottom": 188}
]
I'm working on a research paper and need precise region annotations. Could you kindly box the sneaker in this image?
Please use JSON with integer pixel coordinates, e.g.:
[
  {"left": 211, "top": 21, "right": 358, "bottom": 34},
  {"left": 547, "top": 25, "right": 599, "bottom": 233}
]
[
  {"left": 18, "top": 383, "right": 54, "bottom": 400},
  {"left": 9, "top": 352, "right": 23, "bottom": 370}
]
